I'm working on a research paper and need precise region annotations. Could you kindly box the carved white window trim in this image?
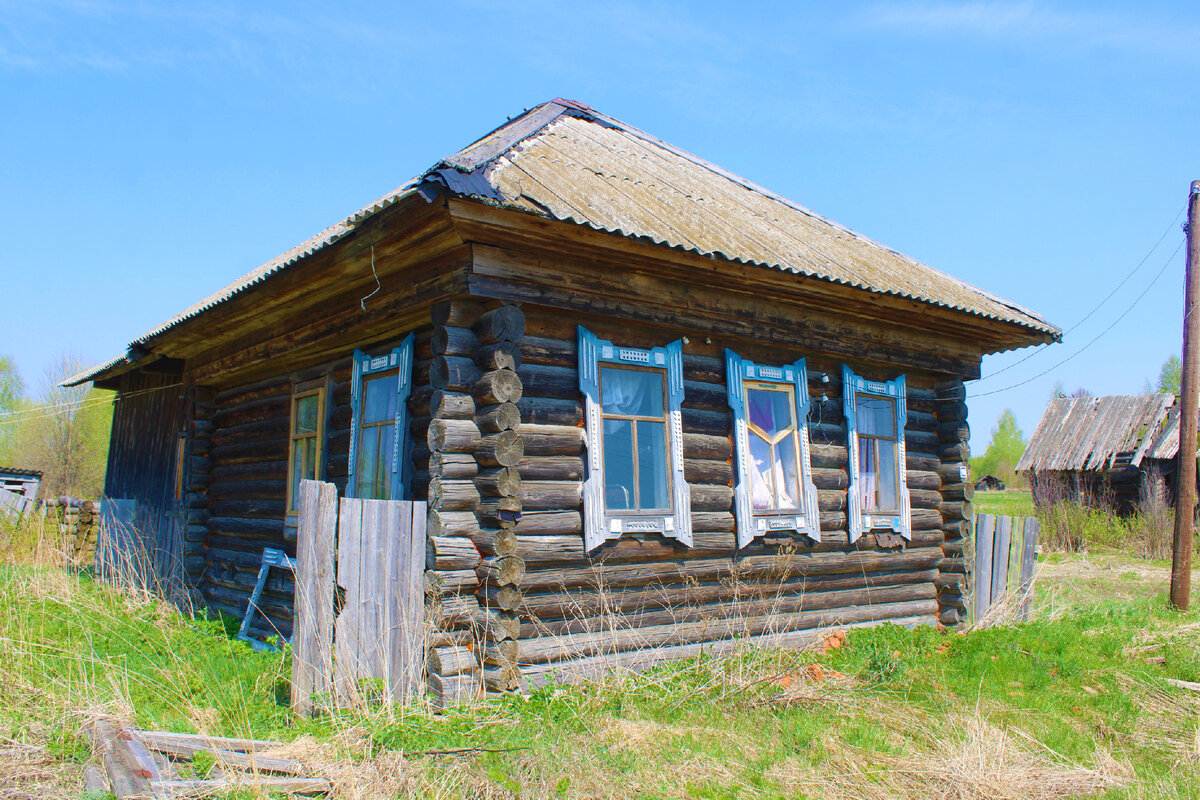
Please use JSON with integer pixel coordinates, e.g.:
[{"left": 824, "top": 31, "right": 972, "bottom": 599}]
[
  {"left": 843, "top": 365, "right": 910, "bottom": 542},
  {"left": 725, "top": 350, "right": 821, "bottom": 548},
  {"left": 578, "top": 326, "right": 691, "bottom": 552}
]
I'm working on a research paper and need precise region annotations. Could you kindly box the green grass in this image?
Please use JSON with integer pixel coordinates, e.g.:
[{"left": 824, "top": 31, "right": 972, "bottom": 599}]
[
  {"left": 3, "top": 510, "right": 1200, "bottom": 798},
  {"left": 974, "top": 488, "right": 1036, "bottom": 517}
]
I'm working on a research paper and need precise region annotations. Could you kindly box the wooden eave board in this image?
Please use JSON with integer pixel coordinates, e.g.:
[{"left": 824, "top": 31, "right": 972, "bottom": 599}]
[
  {"left": 152, "top": 195, "right": 458, "bottom": 358},
  {"left": 449, "top": 198, "right": 1049, "bottom": 356}
]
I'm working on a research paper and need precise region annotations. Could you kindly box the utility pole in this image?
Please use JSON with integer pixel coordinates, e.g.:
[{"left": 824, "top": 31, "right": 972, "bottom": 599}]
[{"left": 1170, "top": 180, "right": 1200, "bottom": 610}]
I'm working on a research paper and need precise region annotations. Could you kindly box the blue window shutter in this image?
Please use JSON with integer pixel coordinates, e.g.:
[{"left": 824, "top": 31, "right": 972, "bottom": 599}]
[
  {"left": 390, "top": 333, "right": 415, "bottom": 501},
  {"left": 843, "top": 365, "right": 910, "bottom": 542},
  {"left": 727, "top": 349, "right": 821, "bottom": 548},
  {"left": 665, "top": 337, "right": 691, "bottom": 546},
  {"left": 346, "top": 349, "right": 368, "bottom": 498}
]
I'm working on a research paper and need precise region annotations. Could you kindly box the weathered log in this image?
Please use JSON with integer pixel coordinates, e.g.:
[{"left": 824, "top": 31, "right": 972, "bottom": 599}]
[
  {"left": 477, "top": 341, "right": 522, "bottom": 372},
  {"left": 428, "top": 418, "right": 481, "bottom": 453},
  {"left": 429, "top": 593, "right": 480, "bottom": 628},
  {"left": 482, "top": 663, "right": 523, "bottom": 693},
  {"left": 475, "top": 369, "right": 524, "bottom": 406},
  {"left": 518, "top": 546, "right": 945, "bottom": 592},
  {"left": 937, "top": 400, "right": 969, "bottom": 422},
  {"left": 431, "top": 452, "right": 478, "bottom": 479},
  {"left": 476, "top": 403, "right": 521, "bottom": 434},
  {"left": 432, "top": 298, "right": 485, "bottom": 328},
  {"left": 517, "top": 567, "right": 940, "bottom": 621},
  {"left": 477, "top": 556, "right": 527, "bottom": 586},
  {"left": 516, "top": 480, "right": 582, "bottom": 511},
  {"left": 682, "top": 353, "right": 725, "bottom": 384},
  {"left": 474, "top": 305, "right": 526, "bottom": 344},
  {"left": 515, "top": 592, "right": 939, "bottom": 664},
  {"left": 938, "top": 420, "right": 970, "bottom": 444},
  {"left": 427, "top": 510, "right": 479, "bottom": 538},
  {"left": 482, "top": 639, "right": 520, "bottom": 666},
  {"left": 208, "top": 498, "right": 286, "bottom": 519},
  {"left": 429, "top": 479, "right": 481, "bottom": 511},
  {"left": 909, "top": 488, "right": 943, "bottom": 510},
  {"left": 517, "top": 364, "right": 577, "bottom": 399},
  {"left": 517, "top": 424, "right": 583, "bottom": 456},
  {"left": 431, "top": 326, "right": 479, "bottom": 358},
  {"left": 430, "top": 390, "right": 475, "bottom": 420},
  {"left": 812, "top": 468, "right": 847, "bottom": 490},
  {"left": 427, "top": 536, "right": 482, "bottom": 571},
  {"left": 684, "top": 458, "right": 733, "bottom": 486},
  {"left": 936, "top": 461, "right": 969, "bottom": 485},
  {"left": 466, "top": 527, "right": 517, "bottom": 557},
  {"left": 939, "top": 500, "right": 972, "bottom": 521},
  {"left": 427, "top": 569, "right": 478, "bottom": 593},
  {"left": 907, "top": 409, "right": 938, "bottom": 432},
  {"left": 682, "top": 408, "right": 731, "bottom": 436},
  {"left": 516, "top": 455, "right": 584, "bottom": 481},
  {"left": 474, "top": 467, "right": 523, "bottom": 498},
  {"left": 940, "top": 441, "right": 970, "bottom": 463},
  {"left": 477, "top": 431, "right": 524, "bottom": 467},
  {"left": 431, "top": 356, "right": 482, "bottom": 393},
  {"left": 509, "top": 510, "right": 582, "bottom": 536},
  {"left": 690, "top": 484, "right": 733, "bottom": 511},
  {"left": 933, "top": 381, "right": 966, "bottom": 403},
  {"left": 478, "top": 584, "right": 523, "bottom": 612},
  {"left": 207, "top": 479, "right": 287, "bottom": 501},
  {"left": 427, "top": 645, "right": 477, "bottom": 677},
  {"left": 518, "top": 335, "right": 573, "bottom": 367},
  {"left": 210, "top": 416, "right": 290, "bottom": 448},
  {"left": 516, "top": 396, "right": 583, "bottom": 427},
  {"left": 683, "top": 433, "right": 732, "bottom": 462}
]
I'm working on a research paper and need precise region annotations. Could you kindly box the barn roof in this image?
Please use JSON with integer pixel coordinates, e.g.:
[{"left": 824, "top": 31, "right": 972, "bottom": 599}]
[
  {"left": 1016, "top": 394, "right": 1176, "bottom": 473},
  {"left": 68, "top": 98, "right": 1059, "bottom": 386}
]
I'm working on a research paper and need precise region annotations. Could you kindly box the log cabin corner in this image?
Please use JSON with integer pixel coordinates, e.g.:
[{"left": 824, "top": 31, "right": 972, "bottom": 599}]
[{"left": 67, "top": 98, "right": 1060, "bottom": 702}]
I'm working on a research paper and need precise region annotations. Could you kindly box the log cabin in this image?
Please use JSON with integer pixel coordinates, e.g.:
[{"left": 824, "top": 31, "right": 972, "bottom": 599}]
[{"left": 68, "top": 98, "right": 1059, "bottom": 699}]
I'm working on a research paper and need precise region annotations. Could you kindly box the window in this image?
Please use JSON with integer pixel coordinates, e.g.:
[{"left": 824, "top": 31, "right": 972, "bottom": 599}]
[
  {"left": 579, "top": 326, "right": 690, "bottom": 550},
  {"left": 347, "top": 334, "right": 414, "bottom": 501},
  {"left": 725, "top": 351, "right": 821, "bottom": 547},
  {"left": 843, "top": 366, "right": 910, "bottom": 541},
  {"left": 287, "top": 384, "right": 326, "bottom": 513}
]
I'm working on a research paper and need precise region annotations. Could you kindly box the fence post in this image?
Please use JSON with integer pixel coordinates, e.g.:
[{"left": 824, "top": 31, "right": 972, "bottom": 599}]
[
  {"left": 1018, "top": 518, "right": 1040, "bottom": 621},
  {"left": 291, "top": 479, "right": 337, "bottom": 717}
]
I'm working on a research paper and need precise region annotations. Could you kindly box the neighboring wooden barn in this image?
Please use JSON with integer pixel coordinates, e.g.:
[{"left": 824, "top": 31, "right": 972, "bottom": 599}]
[
  {"left": 68, "top": 98, "right": 1058, "bottom": 697},
  {"left": 0, "top": 466, "right": 42, "bottom": 515},
  {"left": 974, "top": 474, "right": 1006, "bottom": 492},
  {"left": 1016, "top": 393, "right": 1178, "bottom": 512}
]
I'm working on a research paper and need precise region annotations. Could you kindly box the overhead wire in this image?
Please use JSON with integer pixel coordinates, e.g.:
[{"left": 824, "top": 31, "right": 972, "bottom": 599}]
[
  {"left": 0, "top": 381, "right": 183, "bottom": 428},
  {"left": 974, "top": 203, "right": 1186, "bottom": 385}
]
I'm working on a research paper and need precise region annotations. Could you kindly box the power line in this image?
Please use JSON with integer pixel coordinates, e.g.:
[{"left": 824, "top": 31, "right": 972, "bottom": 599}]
[
  {"left": 969, "top": 237, "right": 1185, "bottom": 399},
  {"left": 0, "top": 382, "right": 183, "bottom": 428},
  {"left": 975, "top": 204, "right": 1186, "bottom": 385}
]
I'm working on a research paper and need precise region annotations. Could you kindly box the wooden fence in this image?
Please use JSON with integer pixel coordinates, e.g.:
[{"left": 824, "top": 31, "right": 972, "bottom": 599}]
[
  {"left": 291, "top": 480, "right": 427, "bottom": 715},
  {"left": 973, "top": 513, "right": 1040, "bottom": 623}
]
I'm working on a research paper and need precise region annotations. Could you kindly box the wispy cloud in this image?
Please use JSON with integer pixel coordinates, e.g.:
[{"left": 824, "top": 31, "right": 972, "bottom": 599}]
[{"left": 859, "top": 1, "right": 1200, "bottom": 60}]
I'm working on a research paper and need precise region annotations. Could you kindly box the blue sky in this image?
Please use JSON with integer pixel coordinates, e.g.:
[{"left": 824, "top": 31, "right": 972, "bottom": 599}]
[{"left": 1, "top": 1, "right": 1198, "bottom": 453}]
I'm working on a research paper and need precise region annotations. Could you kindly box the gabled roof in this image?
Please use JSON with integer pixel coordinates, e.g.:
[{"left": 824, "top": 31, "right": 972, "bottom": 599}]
[
  {"left": 1016, "top": 394, "right": 1176, "bottom": 473},
  {"left": 68, "top": 98, "right": 1059, "bottom": 386}
]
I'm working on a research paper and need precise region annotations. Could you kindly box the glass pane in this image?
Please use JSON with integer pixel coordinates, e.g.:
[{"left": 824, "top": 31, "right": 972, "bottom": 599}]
[
  {"left": 775, "top": 434, "right": 800, "bottom": 510},
  {"left": 637, "top": 420, "right": 668, "bottom": 510},
  {"left": 874, "top": 439, "right": 899, "bottom": 512},
  {"left": 357, "top": 427, "right": 380, "bottom": 499},
  {"left": 294, "top": 394, "right": 320, "bottom": 434},
  {"left": 290, "top": 443, "right": 304, "bottom": 509},
  {"left": 603, "top": 418, "right": 635, "bottom": 510},
  {"left": 304, "top": 438, "right": 318, "bottom": 480},
  {"left": 747, "top": 388, "right": 793, "bottom": 437},
  {"left": 858, "top": 438, "right": 878, "bottom": 511},
  {"left": 379, "top": 423, "right": 395, "bottom": 501},
  {"left": 857, "top": 396, "right": 895, "bottom": 437},
  {"left": 749, "top": 434, "right": 773, "bottom": 511},
  {"left": 601, "top": 366, "right": 664, "bottom": 417},
  {"left": 363, "top": 373, "right": 397, "bottom": 424}
]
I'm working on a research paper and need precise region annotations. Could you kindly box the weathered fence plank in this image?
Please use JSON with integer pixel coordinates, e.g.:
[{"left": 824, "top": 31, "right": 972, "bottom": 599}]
[
  {"left": 974, "top": 513, "right": 996, "bottom": 619},
  {"left": 291, "top": 480, "right": 337, "bottom": 716},
  {"left": 973, "top": 512, "right": 1039, "bottom": 623},
  {"left": 334, "top": 496, "right": 364, "bottom": 701},
  {"left": 1018, "top": 518, "right": 1040, "bottom": 619},
  {"left": 991, "top": 515, "right": 1012, "bottom": 603}
]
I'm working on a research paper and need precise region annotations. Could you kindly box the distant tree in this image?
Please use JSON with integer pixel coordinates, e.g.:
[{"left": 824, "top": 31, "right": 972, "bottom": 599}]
[
  {"left": 970, "top": 409, "right": 1027, "bottom": 487},
  {"left": 0, "top": 356, "right": 24, "bottom": 462},
  {"left": 16, "top": 353, "right": 113, "bottom": 498},
  {"left": 1156, "top": 355, "right": 1181, "bottom": 395},
  {"left": 1049, "top": 382, "right": 1091, "bottom": 401}
]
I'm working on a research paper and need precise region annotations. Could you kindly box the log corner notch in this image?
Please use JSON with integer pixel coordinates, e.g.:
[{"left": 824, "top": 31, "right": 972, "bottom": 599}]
[
  {"left": 469, "top": 302, "right": 527, "bottom": 694},
  {"left": 933, "top": 379, "right": 972, "bottom": 628}
]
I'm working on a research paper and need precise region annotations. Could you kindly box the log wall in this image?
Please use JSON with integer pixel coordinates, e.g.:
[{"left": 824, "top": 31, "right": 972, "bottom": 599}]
[{"left": 414, "top": 303, "right": 970, "bottom": 691}]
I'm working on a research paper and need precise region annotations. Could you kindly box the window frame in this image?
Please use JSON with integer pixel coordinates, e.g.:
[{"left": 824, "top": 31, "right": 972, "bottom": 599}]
[
  {"left": 725, "top": 350, "right": 821, "bottom": 548},
  {"left": 843, "top": 365, "right": 910, "bottom": 542},
  {"left": 286, "top": 383, "right": 327, "bottom": 514},
  {"left": 346, "top": 333, "right": 414, "bottom": 501},
  {"left": 579, "top": 326, "right": 690, "bottom": 551}
]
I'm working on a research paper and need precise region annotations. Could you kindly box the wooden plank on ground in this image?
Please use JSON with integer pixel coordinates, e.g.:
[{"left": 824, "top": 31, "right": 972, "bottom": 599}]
[
  {"left": 291, "top": 479, "right": 337, "bottom": 717},
  {"left": 974, "top": 513, "right": 995, "bottom": 620},
  {"left": 135, "top": 730, "right": 284, "bottom": 755}
]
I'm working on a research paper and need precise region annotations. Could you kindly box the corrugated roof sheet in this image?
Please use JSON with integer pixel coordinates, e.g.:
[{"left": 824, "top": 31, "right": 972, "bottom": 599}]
[
  {"left": 1017, "top": 394, "right": 1176, "bottom": 473},
  {"left": 1134, "top": 404, "right": 1200, "bottom": 465},
  {"left": 69, "top": 98, "right": 1058, "bottom": 386}
]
